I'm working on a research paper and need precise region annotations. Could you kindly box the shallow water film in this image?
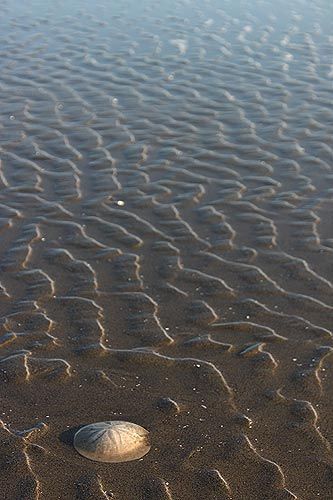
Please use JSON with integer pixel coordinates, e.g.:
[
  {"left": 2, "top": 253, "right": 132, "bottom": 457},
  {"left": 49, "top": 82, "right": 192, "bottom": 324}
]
[{"left": 0, "top": 0, "right": 333, "bottom": 498}]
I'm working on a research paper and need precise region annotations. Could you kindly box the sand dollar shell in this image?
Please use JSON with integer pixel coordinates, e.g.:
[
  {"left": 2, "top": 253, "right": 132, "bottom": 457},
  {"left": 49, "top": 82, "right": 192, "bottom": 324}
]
[{"left": 73, "top": 421, "right": 150, "bottom": 463}]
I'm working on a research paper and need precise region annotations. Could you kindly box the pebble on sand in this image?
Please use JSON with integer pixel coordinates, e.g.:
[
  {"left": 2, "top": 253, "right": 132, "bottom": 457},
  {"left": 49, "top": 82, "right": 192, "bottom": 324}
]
[{"left": 73, "top": 421, "right": 150, "bottom": 463}]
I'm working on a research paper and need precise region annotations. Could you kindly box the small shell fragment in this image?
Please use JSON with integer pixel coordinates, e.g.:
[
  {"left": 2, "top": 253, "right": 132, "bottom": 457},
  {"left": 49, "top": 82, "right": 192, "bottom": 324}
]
[{"left": 73, "top": 421, "right": 150, "bottom": 463}]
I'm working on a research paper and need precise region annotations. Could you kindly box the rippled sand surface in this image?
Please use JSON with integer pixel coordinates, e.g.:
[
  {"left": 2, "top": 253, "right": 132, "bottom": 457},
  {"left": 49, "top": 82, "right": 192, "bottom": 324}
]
[{"left": 0, "top": 0, "right": 333, "bottom": 498}]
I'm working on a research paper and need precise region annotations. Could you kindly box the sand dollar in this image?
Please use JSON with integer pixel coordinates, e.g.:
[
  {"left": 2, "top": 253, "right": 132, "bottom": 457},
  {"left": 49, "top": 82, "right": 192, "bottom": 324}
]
[{"left": 73, "top": 421, "right": 150, "bottom": 463}]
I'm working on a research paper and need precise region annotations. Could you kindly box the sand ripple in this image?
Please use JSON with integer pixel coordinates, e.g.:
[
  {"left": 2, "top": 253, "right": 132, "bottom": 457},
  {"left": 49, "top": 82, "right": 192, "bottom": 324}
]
[{"left": 0, "top": 0, "right": 332, "bottom": 498}]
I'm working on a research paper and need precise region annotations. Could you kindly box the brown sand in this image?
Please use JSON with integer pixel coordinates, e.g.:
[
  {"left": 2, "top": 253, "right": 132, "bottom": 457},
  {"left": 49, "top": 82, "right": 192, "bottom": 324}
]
[{"left": 0, "top": 0, "right": 333, "bottom": 498}]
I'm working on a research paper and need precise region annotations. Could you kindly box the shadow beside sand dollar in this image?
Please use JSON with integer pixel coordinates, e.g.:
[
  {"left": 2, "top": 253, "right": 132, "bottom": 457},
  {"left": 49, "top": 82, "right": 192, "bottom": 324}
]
[{"left": 73, "top": 421, "right": 151, "bottom": 463}]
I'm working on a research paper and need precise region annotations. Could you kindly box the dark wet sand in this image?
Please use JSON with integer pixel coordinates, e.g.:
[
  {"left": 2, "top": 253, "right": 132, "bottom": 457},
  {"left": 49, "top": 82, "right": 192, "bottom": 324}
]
[{"left": 0, "top": 0, "right": 333, "bottom": 498}]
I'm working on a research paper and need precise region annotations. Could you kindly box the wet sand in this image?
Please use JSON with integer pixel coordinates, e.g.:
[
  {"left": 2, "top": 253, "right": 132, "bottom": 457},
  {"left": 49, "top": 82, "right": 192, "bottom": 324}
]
[{"left": 0, "top": 0, "right": 333, "bottom": 498}]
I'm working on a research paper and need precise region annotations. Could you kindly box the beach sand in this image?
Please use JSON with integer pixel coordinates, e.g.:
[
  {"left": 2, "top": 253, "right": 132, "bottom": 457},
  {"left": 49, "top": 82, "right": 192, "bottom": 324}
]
[{"left": 0, "top": 0, "right": 333, "bottom": 498}]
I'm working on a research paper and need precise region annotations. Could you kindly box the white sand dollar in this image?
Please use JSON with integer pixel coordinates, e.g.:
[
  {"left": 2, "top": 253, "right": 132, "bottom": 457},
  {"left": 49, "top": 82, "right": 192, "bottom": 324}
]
[{"left": 73, "top": 421, "right": 150, "bottom": 463}]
